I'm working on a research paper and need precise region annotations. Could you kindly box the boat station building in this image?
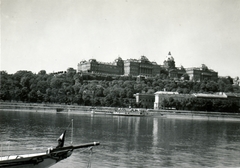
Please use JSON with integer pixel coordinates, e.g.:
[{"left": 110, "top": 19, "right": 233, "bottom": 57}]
[{"left": 134, "top": 91, "right": 240, "bottom": 110}]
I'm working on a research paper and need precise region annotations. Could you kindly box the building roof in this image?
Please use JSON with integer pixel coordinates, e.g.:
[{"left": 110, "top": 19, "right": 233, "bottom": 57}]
[
  {"left": 155, "top": 91, "right": 179, "bottom": 95},
  {"left": 185, "top": 67, "right": 217, "bottom": 73},
  {"left": 134, "top": 93, "right": 155, "bottom": 97},
  {"left": 193, "top": 93, "right": 227, "bottom": 99},
  {"left": 225, "top": 92, "right": 240, "bottom": 98}
]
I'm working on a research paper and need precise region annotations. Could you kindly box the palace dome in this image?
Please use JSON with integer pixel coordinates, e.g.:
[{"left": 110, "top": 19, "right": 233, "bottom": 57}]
[{"left": 165, "top": 52, "right": 174, "bottom": 61}]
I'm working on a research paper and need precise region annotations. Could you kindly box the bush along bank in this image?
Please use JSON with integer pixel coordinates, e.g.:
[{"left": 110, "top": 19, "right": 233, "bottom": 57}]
[{"left": 159, "top": 97, "right": 239, "bottom": 113}]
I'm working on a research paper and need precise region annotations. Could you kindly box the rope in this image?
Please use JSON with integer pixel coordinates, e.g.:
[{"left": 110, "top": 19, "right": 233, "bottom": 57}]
[
  {"left": 64, "top": 119, "right": 73, "bottom": 145},
  {"left": 87, "top": 147, "right": 93, "bottom": 168},
  {"left": 75, "top": 147, "right": 94, "bottom": 168},
  {"left": 78, "top": 148, "right": 91, "bottom": 154},
  {"left": 66, "top": 121, "right": 72, "bottom": 129},
  {"left": 65, "top": 120, "right": 94, "bottom": 168},
  {"left": 71, "top": 119, "right": 73, "bottom": 144}
]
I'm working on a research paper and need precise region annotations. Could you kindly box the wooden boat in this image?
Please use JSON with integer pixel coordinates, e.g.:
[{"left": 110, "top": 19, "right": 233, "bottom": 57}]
[
  {"left": 0, "top": 130, "right": 100, "bottom": 168},
  {"left": 90, "top": 107, "right": 112, "bottom": 115},
  {"left": 112, "top": 108, "right": 148, "bottom": 116},
  {"left": 91, "top": 108, "right": 148, "bottom": 116}
]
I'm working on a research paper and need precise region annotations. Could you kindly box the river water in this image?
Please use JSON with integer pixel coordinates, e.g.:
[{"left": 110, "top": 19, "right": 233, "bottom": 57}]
[{"left": 0, "top": 110, "right": 240, "bottom": 168}]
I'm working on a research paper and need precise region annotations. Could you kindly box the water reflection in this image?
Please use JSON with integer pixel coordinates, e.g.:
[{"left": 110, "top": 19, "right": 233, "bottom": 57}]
[
  {"left": 0, "top": 111, "right": 240, "bottom": 167},
  {"left": 153, "top": 118, "right": 158, "bottom": 147}
]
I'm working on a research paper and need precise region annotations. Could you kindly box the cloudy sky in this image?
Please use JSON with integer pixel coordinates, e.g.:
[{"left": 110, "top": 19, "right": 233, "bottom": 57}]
[{"left": 1, "top": 0, "right": 240, "bottom": 77}]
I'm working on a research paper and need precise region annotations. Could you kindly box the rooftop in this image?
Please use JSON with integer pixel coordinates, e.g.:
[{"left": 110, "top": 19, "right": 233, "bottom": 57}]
[
  {"left": 193, "top": 93, "right": 227, "bottom": 98},
  {"left": 155, "top": 91, "right": 179, "bottom": 95}
]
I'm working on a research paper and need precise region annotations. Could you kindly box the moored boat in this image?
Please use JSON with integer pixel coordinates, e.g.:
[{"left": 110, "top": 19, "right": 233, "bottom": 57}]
[
  {"left": 90, "top": 107, "right": 112, "bottom": 115},
  {"left": 112, "top": 108, "right": 148, "bottom": 116},
  {"left": 0, "top": 129, "right": 100, "bottom": 168},
  {"left": 0, "top": 142, "right": 99, "bottom": 168},
  {"left": 91, "top": 107, "right": 148, "bottom": 116}
]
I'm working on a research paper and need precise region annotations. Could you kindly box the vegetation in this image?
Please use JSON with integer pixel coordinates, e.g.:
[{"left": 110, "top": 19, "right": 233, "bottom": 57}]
[
  {"left": 0, "top": 69, "right": 239, "bottom": 112},
  {"left": 160, "top": 97, "right": 239, "bottom": 112}
]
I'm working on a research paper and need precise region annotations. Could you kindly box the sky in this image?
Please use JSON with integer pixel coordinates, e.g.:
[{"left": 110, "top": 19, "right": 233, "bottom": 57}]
[{"left": 1, "top": 0, "right": 240, "bottom": 77}]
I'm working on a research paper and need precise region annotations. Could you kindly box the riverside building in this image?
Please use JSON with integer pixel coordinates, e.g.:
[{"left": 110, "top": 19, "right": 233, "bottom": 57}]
[
  {"left": 153, "top": 91, "right": 192, "bottom": 109},
  {"left": 133, "top": 93, "right": 155, "bottom": 109},
  {"left": 153, "top": 91, "right": 240, "bottom": 110}
]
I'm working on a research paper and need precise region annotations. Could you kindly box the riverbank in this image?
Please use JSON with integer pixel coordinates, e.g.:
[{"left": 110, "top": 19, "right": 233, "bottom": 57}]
[
  {"left": 1, "top": 102, "right": 240, "bottom": 120},
  {"left": 0, "top": 102, "right": 116, "bottom": 113},
  {"left": 148, "top": 109, "right": 240, "bottom": 121}
]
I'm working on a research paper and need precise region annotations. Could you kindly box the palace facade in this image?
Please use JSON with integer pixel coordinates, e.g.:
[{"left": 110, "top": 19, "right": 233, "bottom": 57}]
[
  {"left": 163, "top": 52, "right": 218, "bottom": 81},
  {"left": 77, "top": 57, "right": 124, "bottom": 75},
  {"left": 123, "top": 56, "right": 162, "bottom": 77},
  {"left": 77, "top": 52, "right": 218, "bottom": 81},
  {"left": 185, "top": 66, "right": 218, "bottom": 81},
  {"left": 78, "top": 56, "right": 162, "bottom": 77}
]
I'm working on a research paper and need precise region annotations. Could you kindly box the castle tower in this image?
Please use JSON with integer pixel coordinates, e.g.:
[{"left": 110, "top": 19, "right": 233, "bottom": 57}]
[
  {"left": 115, "top": 57, "right": 124, "bottom": 75},
  {"left": 163, "top": 52, "right": 175, "bottom": 69}
]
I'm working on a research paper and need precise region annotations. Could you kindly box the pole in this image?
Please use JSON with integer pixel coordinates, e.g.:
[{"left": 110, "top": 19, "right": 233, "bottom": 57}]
[
  {"left": 71, "top": 119, "right": 73, "bottom": 145},
  {"left": 1, "top": 143, "right": 2, "bottom": 160}
]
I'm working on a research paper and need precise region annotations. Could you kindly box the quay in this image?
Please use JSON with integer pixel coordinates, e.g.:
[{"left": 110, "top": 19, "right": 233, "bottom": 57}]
[{"left": 1, "top": 102, "right": 240, "bottom": 121}]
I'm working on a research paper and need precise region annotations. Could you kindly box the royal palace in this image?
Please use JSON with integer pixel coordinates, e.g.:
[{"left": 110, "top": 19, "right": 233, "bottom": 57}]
[{"left": 77, "top": 52, "right": 218, "bottom": 81}]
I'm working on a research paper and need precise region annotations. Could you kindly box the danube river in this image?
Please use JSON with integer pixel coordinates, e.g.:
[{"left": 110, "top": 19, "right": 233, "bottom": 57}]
[{"left": 0, "top": 111, "right": 240, "bottom": 167}]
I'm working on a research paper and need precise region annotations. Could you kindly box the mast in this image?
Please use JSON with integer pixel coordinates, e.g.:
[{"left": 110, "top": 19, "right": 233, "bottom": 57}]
[{"left": 71, "top": 119, "right": 73, "bottom": 145}]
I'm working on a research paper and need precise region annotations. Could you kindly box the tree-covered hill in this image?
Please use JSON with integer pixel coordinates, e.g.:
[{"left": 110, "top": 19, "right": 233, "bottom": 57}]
[{"left": 0, "top": 68, "right": 239, "bottom": 109}]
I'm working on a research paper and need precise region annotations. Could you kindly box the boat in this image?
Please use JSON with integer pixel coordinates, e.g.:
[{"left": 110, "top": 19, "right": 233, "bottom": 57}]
[
  {"left": 91, "top": 107, "right": 148, "bottom": 116},
  {"left": 90, "top": 107, "right": 110, "bottom": 115},
  {"left": 0, "top": 129, "right": 100, "bottom": 167},
  {"left": 112, "top": 108, "right": 148, "bottom": 116}
]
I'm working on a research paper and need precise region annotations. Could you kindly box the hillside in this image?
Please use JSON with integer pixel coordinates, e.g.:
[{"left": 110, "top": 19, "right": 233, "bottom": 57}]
[{"left": 1, "top": 69, "right": 239, "bottom": 111}]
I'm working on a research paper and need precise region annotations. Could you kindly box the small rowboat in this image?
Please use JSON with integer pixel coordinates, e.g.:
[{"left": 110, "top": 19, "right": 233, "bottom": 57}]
[
  {"left": 0, "top": 142, "right": 100, "bottom": 168},
  {"left": 0, "top": 124, "right": 100, "bottom": 168}
]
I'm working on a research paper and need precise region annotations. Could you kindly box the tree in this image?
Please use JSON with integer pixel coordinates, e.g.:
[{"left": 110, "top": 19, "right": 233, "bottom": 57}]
[
  {"left": 200, "top": 82, "right": 207, "bottom": 92},
  {"left": 50, "top": 77, "right": 63, "bottom": 89},
  {"left": 38, "top": 70, "right": 46, "bottom": 75},
  {"left": 206, "top": 81, "right": 218, "bottom": 93},
  {"left": 225, "top": 84, "right": 233, "bottom": 92},
  {"left": 0, "top": 68, "right": 239, "bottom": 112},
  {"left": 0, "top": 71, "right": 12, "bottom": 101},
  {"left": 182, "top": 73, "right": 189, "bottom": 80}
]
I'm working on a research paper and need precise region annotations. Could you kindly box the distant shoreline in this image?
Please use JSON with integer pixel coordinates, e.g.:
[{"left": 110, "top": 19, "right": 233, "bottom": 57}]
[
  {"left": 0, "top": 101, "right": 119, "bottom": 113},
  {"left": 1, "top": 102, "right": 240, "bottom": 121},
  {"left": 0, "top": 102, "right": 92, "bottom": 113}
]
